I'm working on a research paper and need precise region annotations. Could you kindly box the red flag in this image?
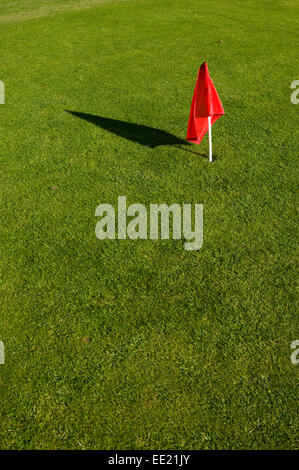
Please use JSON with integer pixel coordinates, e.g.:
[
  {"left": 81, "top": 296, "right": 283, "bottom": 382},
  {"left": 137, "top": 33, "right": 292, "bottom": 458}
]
[{"left": 186, "top": 62, "right": 224, "bottom": 145}]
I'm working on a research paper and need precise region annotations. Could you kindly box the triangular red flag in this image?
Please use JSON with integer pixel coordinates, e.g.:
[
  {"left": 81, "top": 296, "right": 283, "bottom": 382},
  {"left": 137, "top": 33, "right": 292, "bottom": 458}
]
[{"left": 187, "top": 62, "right": 224, "bottom": 145}]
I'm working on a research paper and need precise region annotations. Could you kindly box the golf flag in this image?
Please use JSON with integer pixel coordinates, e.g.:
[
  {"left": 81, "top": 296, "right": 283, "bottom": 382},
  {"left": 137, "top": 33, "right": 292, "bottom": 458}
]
[{"left": 186, "top": 62, "right": 224, "bottom": 160}]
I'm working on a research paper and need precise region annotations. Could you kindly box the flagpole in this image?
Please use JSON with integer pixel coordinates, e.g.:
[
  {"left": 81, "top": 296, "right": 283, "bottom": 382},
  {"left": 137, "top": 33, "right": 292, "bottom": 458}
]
[{"left": 208, "top": 116, "right": 212, "bottom": 162}]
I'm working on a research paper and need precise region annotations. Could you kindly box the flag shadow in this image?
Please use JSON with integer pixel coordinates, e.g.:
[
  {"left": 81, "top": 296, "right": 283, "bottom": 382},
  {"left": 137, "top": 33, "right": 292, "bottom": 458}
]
[{"left": 66, "top": 111, "right": 189, "bottom": 149}]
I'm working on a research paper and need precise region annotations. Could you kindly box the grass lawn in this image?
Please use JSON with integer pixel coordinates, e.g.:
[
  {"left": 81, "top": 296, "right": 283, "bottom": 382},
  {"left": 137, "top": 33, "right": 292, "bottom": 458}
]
[{"left": 0, "top": 0, "right": 298, "bottom": 450}]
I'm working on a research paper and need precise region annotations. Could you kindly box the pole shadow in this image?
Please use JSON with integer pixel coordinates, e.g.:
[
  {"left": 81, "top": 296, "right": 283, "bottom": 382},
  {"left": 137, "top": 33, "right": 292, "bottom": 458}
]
[
  {"left": 177, "top": 146, "right": 218, "bottom": 160},
  {"left": 66, "top": 110, "right": 189, "bottom": 149}
]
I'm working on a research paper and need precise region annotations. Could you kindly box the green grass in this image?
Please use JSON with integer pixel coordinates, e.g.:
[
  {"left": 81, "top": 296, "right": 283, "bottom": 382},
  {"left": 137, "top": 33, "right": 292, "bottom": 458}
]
[{"left": 0, "top": 0, "right": 298, "bottom": 450}]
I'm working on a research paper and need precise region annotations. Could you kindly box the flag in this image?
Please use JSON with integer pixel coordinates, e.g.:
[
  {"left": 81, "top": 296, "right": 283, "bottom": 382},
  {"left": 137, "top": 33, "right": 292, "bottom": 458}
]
[{"left": 186, "top": 62, "right": 224, "bottom": 145}]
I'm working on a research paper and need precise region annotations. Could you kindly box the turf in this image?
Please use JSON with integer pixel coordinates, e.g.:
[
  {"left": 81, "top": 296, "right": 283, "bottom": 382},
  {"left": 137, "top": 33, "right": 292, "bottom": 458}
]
[{"left": 0, "top": 0, "right": 298, "bottom": 450}]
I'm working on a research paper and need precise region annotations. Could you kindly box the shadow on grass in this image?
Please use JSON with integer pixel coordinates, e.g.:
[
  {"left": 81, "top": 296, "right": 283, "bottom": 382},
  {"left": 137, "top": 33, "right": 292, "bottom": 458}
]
[
  {"left": 178, "top": 146, "right": 218, "bottom": 160},
  {"left": 66, "top": 110, "right": 189, "bottom": 149}
]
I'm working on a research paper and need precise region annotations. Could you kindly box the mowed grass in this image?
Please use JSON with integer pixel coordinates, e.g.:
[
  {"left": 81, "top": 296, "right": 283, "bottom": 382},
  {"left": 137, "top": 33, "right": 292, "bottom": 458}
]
[{"left": 0, "top": 0, "right": 298, "bottom": 450}]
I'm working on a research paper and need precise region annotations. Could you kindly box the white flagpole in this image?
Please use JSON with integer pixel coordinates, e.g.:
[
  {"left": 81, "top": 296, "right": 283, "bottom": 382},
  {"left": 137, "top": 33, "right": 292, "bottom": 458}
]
[{"left": 208, "top": 116, "right": 212, "bottom": 162}]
